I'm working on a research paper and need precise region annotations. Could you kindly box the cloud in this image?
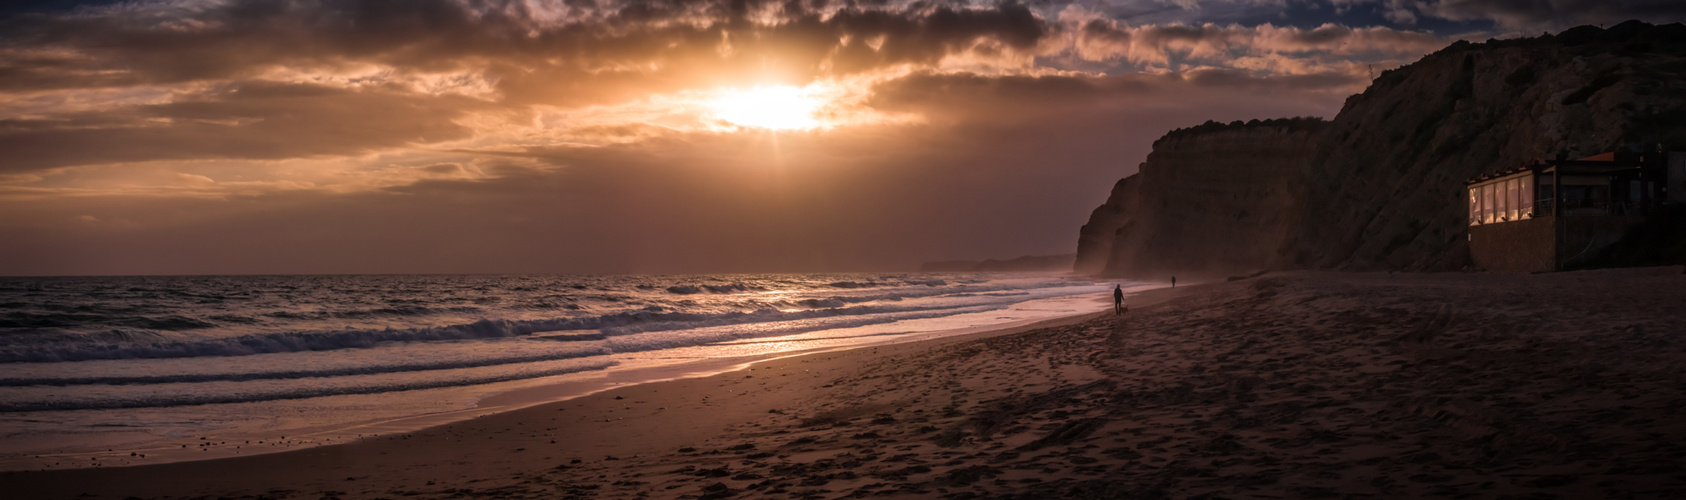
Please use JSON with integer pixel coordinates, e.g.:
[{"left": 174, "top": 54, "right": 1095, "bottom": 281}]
[
  {"left": 1317, "top": 0, "right": 1686, "bottom": 32},
  {"left": 0, "top": 65, "right": 1353, "bottom": 274},
  {"left": 0, "top": 81, "right": 478, "bottom": 172},
  {"left": 0, "top": 0, "right": 1050, "bottom": 93},
  {"left": 0, "top": 1, "right": 1455, "bottom": 174},
  {"left": 1045, "top": 12, "right": 1460, "bottom": 75},
  {"left": 12, "top": 0, "right": 1658, "bottom": 274}
]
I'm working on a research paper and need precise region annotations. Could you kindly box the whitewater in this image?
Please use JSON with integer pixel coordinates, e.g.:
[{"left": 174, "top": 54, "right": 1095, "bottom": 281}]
[{"left": 0, "top": 272, "right": 1127, "bottom": 469}]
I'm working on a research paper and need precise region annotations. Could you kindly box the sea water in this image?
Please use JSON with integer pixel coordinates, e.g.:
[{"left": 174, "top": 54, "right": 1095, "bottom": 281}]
[{"left": 0, "top": 272, "right": 1122, "bottom": 469}]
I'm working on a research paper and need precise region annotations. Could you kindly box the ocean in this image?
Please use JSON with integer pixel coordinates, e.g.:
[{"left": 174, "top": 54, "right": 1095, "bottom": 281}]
[{"left": 0, "top": 272, "right": 1125, "bottom": 469}]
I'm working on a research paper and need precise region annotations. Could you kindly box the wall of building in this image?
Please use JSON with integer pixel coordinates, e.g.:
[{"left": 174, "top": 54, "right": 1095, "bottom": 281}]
[
  {"left": 1669, "top": 152, "right": 1686, "bottom": 204},
  {"left": 1469, "top": 217, "right": 1557, "bottom": 273},
  {"left": 1560, "top": 215, "right": 1647, "bottom": 267},
  {"left": 1469, "top": 215, "right": 1649, "bottom": 273}
]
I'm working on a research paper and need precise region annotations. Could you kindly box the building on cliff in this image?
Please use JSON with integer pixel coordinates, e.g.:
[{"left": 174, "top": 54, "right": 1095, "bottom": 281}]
[{"left": 1466, "top": 151, "right": 1683, "bottom": 273}]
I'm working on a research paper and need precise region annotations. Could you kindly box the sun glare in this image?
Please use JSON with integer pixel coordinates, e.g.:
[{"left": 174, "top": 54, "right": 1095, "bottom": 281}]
[{"left": 708, "top": 85, "right": 824, "bottom": 130}]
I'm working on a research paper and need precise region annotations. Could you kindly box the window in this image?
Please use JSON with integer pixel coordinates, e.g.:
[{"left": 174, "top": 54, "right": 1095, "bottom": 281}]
[
  {"left": 1468, "top": 187, "right": 1479, "bottom": 224},
  {"left": 1483, "top": 183, "right": 1497, "bottom": 223},
  {"left": 1505, "top": 178, "right": 1520, "bottom": 221},
  {"left": 1477, "top": 184, "right": 1488, "bottom": 223},
  {"left": 1519, "top": 175, "right": 1535, "bottom": 218}
]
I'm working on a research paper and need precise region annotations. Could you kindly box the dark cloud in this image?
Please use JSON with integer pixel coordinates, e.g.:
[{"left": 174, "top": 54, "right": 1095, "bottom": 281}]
[
  {"left": 867, "top": 70, "right": 1359, "bottom": 125},
  {"left": 0, "top": 82, "right": 476, "bottom": 172},
  {"left": 1332, "top": 0, "right": 1686, "bottom": 31},
  {"left": 0, "top": 0, "right": 1049, "bottom": 93}
]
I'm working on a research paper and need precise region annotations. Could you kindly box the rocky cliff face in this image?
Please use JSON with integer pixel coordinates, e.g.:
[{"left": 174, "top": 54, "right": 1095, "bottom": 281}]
[
  {"left": 1074, "top": 175, "right": 1137, "bottom": 274},
  {"left": 1078, "top": 21, "right": 1686, "bottom": 277},
  {"left": 1075, "top": 120, "right": 1325, "bottom": 277}
]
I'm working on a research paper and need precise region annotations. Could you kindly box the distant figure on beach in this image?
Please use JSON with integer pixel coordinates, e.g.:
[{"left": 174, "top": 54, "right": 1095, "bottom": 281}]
[
  {"left": 1171, "top": 276, "right": 1176, "bottom": 288},
  {"left": 1112, "top": 285, "right": 1125, "bottom": 315}
]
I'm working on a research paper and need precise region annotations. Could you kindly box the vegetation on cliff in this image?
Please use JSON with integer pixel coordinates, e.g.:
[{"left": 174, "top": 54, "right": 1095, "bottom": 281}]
[{"left": 1158, "top": 117, "right": 1327, "bottom": 144}]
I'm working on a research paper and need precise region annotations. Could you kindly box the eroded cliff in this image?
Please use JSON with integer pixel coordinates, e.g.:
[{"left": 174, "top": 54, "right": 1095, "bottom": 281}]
[
  {"left": 1078, "top": 21, "right": 1686, "bottom": 277},
  {"left": 1076, "top": 120, "right": 1325, "bottom": 277}
]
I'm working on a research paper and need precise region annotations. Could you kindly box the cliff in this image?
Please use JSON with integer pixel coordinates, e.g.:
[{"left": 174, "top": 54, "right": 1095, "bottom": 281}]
[
  {"left": 1078, "top": 21, "right": 1686, "bottom": 277},
  {"left": 1282, "top": 21, "right": 1686, "bottom": 271},
  {"left": 1073, "top": 176, "right": 1138, "bottom": 273},
  {"left": 1075, "top": 119, "right": 1326, "bottom": 277}
]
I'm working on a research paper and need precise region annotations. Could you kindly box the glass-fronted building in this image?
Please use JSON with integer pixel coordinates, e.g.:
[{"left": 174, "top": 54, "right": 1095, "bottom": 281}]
[
  {"left": 1467, "top": 171, "right": 1537, "bottom": 225},
  {"left": 1465, "top": 151, "right": 1674, "bottom": 273}
]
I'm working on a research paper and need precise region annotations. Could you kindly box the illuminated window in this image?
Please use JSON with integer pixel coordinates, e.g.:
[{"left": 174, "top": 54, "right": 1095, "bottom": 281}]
[
  {"left": 1505, "top": 178, "right": 1519, "bottom": 221},
  {"left": 1483, "top": 183, "right": 1497, "bottom": 223},
  {"left": 1469, "top": 187, "right": 1479, "bottom": 224},
  {"left": 1519, "top": 175, "right": 1534, "bottom": 218}
]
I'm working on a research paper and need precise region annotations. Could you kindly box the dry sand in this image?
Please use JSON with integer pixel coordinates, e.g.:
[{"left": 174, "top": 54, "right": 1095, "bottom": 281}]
[{"left": 7, "top": 268, "right": 1686, "bottom": 499}]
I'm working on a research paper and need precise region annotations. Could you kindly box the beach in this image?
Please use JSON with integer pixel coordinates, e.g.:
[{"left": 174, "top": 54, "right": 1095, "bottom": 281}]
[{"left": 8, "top": 267, "right": 1686, "bottom": 499}]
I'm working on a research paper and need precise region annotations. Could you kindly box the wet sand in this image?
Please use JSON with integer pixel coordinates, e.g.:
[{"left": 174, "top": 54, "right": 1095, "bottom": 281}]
[{"left": 8, "top": 268, "right": 1686, "bottom": 499}]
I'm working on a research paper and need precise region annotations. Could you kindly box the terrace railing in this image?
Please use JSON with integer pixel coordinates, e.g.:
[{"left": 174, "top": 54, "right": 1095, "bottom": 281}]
[{"left": 1470, "top": 199, "right": 1648, "bottom": 225}]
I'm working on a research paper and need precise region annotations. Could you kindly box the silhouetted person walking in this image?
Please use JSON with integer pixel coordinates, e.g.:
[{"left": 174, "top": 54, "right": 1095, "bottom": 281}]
[
  {"left": 1112, "top": 285, "right": 1124, "bottom": 315},
  {"left": 1171, "top": 276, "right": 1176, "bottom": 288}
]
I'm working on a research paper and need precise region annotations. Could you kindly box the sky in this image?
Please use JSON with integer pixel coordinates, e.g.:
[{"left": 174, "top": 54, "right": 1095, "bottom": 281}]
[{"left": 0, "top": 0, "right": 1680, "bottom": 276}]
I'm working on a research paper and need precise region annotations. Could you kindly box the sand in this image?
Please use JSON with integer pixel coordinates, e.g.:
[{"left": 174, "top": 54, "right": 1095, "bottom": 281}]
[{"left": 8, "top": 267, "right": 1686, "bottom": 499}]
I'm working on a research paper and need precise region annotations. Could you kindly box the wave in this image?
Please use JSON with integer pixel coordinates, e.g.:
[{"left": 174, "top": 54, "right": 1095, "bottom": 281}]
[
  {"left": 826, "top": 281, "right": 882, "bottom": 289},
  {"left": 0, "top": 302, "right": 936, "bottom": 363},
  {"left": 262, "top": 305, "right": 485, "bottom": 320},
  {"left": 712, "top": 330, "right": 915, "bottom": 345},
  {"left": 0, "top": 279, "right": 1094, "bottom": 363},
  {"left": 0, "top": 345, "right": 610, "bottom": 387},
  {"left": 0, "top": 360, "right": 617, "bottom": 412},
  {"left": 3, "top": 305, "right": 490, "bottom": 333},
  {"left": 664, "top": 283, "right": 763, "bottom": 294},
  {"left": 602, "top": 304, "right": 1004, "bottom": 353},
  {"left": 0, "top": 313, "right": 214, "bottom": 331},
  {"left": 597, "top": 302, "right": 971, "bottom": 338}
]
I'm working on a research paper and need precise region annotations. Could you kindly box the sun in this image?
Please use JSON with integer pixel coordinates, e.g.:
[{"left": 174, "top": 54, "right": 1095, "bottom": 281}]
[{"left": 707, "top": 85, "right": 824, "bottom": 130}]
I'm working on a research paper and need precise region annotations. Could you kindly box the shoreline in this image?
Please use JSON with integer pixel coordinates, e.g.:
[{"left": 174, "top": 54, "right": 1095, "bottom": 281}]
[{"left": 1, "top": 282, "right": 1176, "bottom": 477}]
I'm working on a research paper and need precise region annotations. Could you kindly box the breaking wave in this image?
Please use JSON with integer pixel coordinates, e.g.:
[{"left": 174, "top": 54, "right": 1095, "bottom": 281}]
[
  {"left": 0, "top": 346, "right": 612, "bottom": 387},
  {"left": 0, "top": 360, "right": 616, "bottom": 412}
]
